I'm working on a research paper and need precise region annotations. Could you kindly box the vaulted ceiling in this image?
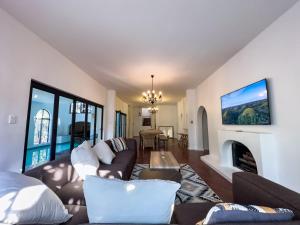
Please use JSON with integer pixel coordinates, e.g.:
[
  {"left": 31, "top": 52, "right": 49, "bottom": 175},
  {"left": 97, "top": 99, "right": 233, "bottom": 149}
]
[{"left": 0, "top": 0, "right": 297, "bottom": 104}]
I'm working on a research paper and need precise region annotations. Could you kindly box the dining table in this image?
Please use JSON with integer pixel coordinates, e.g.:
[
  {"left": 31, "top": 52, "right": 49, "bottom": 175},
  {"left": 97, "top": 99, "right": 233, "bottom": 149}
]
[{"left": 139, "top": 129, "right": 163, "bottom": 150}]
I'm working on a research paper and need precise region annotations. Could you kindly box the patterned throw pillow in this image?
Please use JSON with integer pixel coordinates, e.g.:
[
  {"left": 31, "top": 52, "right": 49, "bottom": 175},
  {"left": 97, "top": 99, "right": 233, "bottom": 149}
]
[
  {"left": 110, "top": 137, "right": 128, "bottom": 152},
  {"left": 197, "top": 203, "right": 294, "bottom": 225}
]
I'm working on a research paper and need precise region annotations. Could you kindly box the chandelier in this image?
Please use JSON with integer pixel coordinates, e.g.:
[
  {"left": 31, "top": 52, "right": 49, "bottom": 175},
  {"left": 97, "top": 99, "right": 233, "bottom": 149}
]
[
  {"left": 148, "top": 106, "right": 159, "bottom": 114},
  {"left": 142, "top": 75, "right": 162, "bottom": 104}
]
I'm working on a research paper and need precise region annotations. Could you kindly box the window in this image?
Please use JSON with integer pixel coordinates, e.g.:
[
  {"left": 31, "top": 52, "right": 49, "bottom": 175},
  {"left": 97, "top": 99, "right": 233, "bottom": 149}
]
[
  {"left": 34, "top": 109, "right": 50, "bottom": 145},
  {"left": 24, "top": 80, "right": 104, "bottom": 171},
  {"left": 115, "top": 111, "right": 126, "bottom": 138}
]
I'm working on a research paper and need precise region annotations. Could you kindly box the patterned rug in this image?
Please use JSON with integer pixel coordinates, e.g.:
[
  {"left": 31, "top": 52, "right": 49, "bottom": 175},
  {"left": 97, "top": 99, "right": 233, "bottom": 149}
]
[{"left": 130, "top": 164, "right": 222, "bottom": 205}]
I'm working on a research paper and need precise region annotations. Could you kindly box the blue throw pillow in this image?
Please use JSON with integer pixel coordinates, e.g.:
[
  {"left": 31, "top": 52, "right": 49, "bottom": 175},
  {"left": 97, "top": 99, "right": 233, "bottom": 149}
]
[
  {"left": 83, "top": 176, "right": 180, "bottom": 224},
  {"left": 198, "top": 203, "right": 294, "bottom": 225}
]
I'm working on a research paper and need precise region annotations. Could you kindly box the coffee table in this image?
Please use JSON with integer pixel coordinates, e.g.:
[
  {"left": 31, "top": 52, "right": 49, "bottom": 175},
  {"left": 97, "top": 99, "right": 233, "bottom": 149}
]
[
  {"left": 150, "top": 151, "right": 180, "bottom": 171},
  {"left": 139, "top": 169, "right": 182, "bottom": 184}
]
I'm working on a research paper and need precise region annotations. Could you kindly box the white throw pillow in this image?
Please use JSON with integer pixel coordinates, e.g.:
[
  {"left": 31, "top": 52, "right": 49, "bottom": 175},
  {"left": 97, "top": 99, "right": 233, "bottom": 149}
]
[
  {"left": 78, "top": 140, "right": 91, "bottom": 150},
  {"left": 92, "top": 141, "right": 116, "bottom": 164},
  {"left": 0, "top": 172, "right": 72, "bottom": 224},
  {"left": 71, "top": 145, "right": 100, "bottom": 180},
  {"left": 83, "top": 176, "right": 180, "bottom": 224}
]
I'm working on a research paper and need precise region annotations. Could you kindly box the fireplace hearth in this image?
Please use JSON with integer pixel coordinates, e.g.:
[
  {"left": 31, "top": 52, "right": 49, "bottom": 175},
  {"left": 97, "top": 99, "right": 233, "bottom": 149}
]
[{"left": 232, "top": 141, "right": 257, "bottom": 174}]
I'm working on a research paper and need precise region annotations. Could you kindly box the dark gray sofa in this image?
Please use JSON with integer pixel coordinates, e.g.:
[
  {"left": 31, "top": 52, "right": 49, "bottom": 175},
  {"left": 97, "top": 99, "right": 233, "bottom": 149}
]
[
  {"left": 25, "top": 139, "right": 300, "bottom": 225},
  {"left": 24, "top": 138, "right": 137, "bottom": 225},
  {"left": 173, "top": 172, "right": 300, "bottom": 225}
]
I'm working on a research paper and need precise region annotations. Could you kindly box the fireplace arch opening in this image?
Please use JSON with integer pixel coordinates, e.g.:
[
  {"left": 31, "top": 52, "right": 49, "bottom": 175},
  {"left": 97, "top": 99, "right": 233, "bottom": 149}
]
[{"left": 232, "top": 141, "right": 257, "bottom": 174}]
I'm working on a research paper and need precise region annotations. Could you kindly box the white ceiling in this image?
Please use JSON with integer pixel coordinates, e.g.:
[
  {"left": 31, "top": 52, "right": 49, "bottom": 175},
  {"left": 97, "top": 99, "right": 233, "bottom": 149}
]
[{"left": 0, "top": 0, "right": 298, "bottom": 104}]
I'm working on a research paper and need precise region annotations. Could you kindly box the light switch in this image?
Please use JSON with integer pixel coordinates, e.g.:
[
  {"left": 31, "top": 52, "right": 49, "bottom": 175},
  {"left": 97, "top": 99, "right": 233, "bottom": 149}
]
[{"left": 8, "top": 115, "right": 17, "bottom": 124}]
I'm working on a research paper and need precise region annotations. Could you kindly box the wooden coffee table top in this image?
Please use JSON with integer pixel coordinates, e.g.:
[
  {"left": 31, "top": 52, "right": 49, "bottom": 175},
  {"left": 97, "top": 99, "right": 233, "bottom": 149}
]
[{"left": 150, "top": 151, "right": 180, "bottom": 170}]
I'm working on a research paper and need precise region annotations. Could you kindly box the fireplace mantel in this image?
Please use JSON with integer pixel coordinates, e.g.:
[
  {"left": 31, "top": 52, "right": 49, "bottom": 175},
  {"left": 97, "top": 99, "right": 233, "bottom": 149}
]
[{"left": 201, "top": 130, "right": 278, "bottom": 182}]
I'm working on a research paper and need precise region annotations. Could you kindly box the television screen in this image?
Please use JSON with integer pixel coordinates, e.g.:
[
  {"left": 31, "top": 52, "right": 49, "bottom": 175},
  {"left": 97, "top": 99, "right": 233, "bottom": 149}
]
[{"left": 221, "top": 79, "right": 271, "bottom": 125}]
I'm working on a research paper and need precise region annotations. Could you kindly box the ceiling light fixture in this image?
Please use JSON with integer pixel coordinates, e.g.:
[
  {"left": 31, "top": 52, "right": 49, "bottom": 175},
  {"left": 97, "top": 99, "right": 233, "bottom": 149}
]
[
  {"left": 148, "top": 106, "right": 159, "bottom": 114},
  {"left": 142, "top": 75, "right": 162, "bottom": 105}
]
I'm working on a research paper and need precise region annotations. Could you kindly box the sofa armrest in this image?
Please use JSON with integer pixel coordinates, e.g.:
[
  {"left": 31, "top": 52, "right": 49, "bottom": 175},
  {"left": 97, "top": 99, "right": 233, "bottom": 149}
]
[
  {"left": 232, "top": 172, "right": 300, "bottom": 219},
  {"left": 125, "top": 138, "right": 137, "bottom": 152}
]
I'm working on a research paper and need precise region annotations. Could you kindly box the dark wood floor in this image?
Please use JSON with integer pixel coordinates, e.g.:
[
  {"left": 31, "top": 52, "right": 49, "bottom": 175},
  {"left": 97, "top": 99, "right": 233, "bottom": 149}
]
[{"left": 135, "top": 137, "right": 233, "bottom": 202}]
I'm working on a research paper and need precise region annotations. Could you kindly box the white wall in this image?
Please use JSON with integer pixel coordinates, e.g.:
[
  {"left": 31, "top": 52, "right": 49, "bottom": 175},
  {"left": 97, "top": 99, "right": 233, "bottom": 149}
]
[
  {"left": 132, "top": 107, "right": 142, "bottom": 137},
  {"left": 115, "top": 97, "right": 128, "bottom": 115},
  {"left": 131, "top": 106, "right": 153, "bottom": 136},
  {"left": 177, "top": 97, "right": 188, "bottom": 133},
  {"left": 195, "top": 2, "right": 300, "bottom": 192},
  {"left": 105, "top": 90, "right": 116, "bottom": 139},
  {"left": 156, "top": 104, "right": 178, "bottom": 138},
  {"left": 131, "top": 105, "right": 178, "bottom": 137},
  {"left": 0, "top": 9, "right": 107, "bottom": 172},
  {"left": 186, "top": 90, "right": 198, "bottom": 150},
  {"left": 127, "top": 105, "right": 133, "bottom": 138}
]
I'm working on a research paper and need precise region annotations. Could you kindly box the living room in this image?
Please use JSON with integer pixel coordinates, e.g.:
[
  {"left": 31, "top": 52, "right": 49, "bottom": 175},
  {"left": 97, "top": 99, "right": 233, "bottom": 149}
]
[{"left": 1, "top": 1, "right": 300, "bottom": 225}]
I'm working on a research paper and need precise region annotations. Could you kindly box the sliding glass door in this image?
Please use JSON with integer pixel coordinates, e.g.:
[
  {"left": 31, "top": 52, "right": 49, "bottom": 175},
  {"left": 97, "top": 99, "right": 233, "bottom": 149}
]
[
  {"left": 25, "top": 88, "right": 55, "bottom": 171},
  {"left": 74, "top": 101, "right": 86, "bottom": 148},
  {"left": 23, "top": 80, "right": 104, "bottom": 172},
  {"left": 115, "top": 111, "right": 121, "bottom": 137},
  {"left": 121, "top": 113, "right": 127, "bottom": 138},
  {"left": 56, "top": 96, "right": 73, "bottom": 158},
  {"left": 115, "top": 111, "right": 126, "bottom": 138}
]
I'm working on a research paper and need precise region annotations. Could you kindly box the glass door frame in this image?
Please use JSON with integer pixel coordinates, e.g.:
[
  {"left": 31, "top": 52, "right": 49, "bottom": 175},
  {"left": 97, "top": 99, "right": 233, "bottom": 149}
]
[
  {"left": 23, "top": 80, "right": 104, "bottom": 172},
  {"left": 115, "top": 111, "right": 127, "bottom": 138}
]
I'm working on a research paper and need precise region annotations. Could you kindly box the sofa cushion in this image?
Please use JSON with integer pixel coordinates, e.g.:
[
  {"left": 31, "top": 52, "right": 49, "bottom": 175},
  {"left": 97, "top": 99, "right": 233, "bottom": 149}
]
[
  {"left": 24, "top": 155, "right": 72, "bottom": 192},
  {"left": 113, "top": 147, "right": 136, "bottom": 164},
  {"left": 92, "top": 141, "right": 116, "bottom": 164},
  {"left": 201, "top": 203, "right": 294, "bottom": 225},
  {"left": 83, "top": 176, "right": 180, "bottom": 224},
  {"left": 0, "top": 172, "right": 72, "bottom": 224},
  {"left": 98, "top": 163, "right": 125, "bottom": 179},
  {"left": 71, "top": 145, "right": 100, "bottom": 180},
  {"left": 63, "top": 205, "right": 88, "bottom": 225},
  {"left": 174, "top": 202, "right": 216, "bottom": 225},
  {"left": 113, "top": 149, "right": 136, "bottom": 180},
  {"left": 56, "top": 181, "right": 85, "bottom": 206},
  {"left": 56, "top": 163, "right": 131, "bottom": 206}
]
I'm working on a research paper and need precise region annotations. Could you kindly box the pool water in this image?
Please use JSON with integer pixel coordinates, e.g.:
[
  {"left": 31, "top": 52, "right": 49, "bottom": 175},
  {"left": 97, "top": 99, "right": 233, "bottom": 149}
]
[{"left": 25, "top": 142, "right": 71, "bottom": 171}]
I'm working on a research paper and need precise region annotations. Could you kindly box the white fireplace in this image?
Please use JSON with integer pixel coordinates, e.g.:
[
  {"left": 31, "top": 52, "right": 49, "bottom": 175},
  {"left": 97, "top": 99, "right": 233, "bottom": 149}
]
[{"left": 201, "top": 130, "right": 278, "bottom": 182}]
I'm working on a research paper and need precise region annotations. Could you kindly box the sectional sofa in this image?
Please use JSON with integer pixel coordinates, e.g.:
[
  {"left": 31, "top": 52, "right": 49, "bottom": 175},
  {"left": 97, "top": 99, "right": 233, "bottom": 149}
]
[
  {"left": 24, "top": 138, "right": 300, "bottom": 225},
  {"left": 24, "top": 138, "right": 137, "bottom": 224}
]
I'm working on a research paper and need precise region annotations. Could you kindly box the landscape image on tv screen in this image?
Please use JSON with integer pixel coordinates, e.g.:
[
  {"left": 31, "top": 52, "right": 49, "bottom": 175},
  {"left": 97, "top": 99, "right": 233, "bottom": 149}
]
[{"left": 221, "top": 79, "right": 271, "bottom": 125}]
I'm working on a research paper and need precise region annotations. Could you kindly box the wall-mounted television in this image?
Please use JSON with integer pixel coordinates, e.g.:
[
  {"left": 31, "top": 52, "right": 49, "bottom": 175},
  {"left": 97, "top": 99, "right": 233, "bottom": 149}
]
[{"left": 221, "top": 79, "right": 271, "bottom": 125}]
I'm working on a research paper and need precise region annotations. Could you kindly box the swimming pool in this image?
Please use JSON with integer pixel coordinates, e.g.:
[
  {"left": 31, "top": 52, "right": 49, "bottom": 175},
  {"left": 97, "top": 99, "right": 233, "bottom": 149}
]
[{"left": 25, "top": 142, "right": 71, "bottom": 171}]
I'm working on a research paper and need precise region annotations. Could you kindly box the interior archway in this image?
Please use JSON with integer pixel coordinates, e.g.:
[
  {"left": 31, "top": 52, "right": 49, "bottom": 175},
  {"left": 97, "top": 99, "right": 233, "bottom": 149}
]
[{"left": 197, "top": 106, "right": 209, "bottom": 152}]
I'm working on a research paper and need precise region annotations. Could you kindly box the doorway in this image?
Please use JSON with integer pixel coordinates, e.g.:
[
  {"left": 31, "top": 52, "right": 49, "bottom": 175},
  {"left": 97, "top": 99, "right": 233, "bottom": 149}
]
[{"left": 197, "top": 106, "right": 209, "bottom": 152}]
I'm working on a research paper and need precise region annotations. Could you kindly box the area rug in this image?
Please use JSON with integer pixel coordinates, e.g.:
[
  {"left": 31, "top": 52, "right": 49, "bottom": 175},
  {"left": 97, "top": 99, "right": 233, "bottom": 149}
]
[{"left": 130, "top": 164, "right": 222, "bottom": 205}]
